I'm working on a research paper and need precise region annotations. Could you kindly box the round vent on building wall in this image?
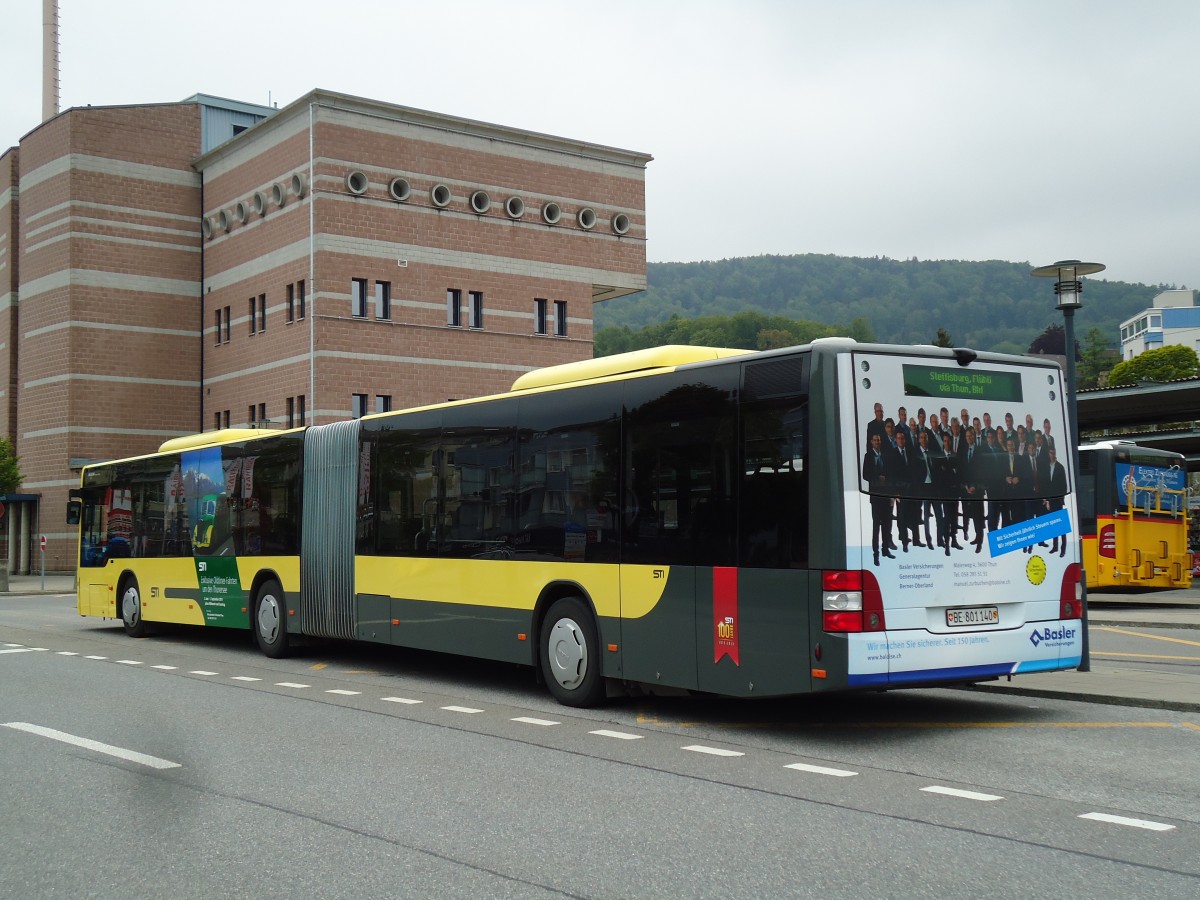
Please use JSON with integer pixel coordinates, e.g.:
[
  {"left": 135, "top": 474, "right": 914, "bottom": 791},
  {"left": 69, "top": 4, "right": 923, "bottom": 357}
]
[
  {"left": 469, "top": 190, "right": 491, "bottom": 214},
  {"left": 389, "top": 177, "right": 411, "bottom": 202},
  {"left": 218, "top": 209, "right": 233, "bottom": 232},
  {"left": 542, "top": 202, "right": 561, "bottom": 225},
  {"left": 431, "top": 184, "right": 452, "bottom": 208},
  {"left": 202, "top": 217, "right": 214, "bottom": 240},
  {"left": 252, "top": 192, "right": 267, "bottom": 216},
  {"left": 577, "top": 207, "right": 596, "bottom": 230},
  {"left": 612, "top": 213, "right": 631, "bottom": 235},
  {"left": 291, "top": 173, "right": 307, "bottom": 198},
  {"left": 271, "top": 182, "right": 288, "bottom": 207},
  {"left": 506, "top": 196, "right": 524, "bottom": 219},
  {"left": 235, "top": 200, "right": 249, "bottom": 223},
  {"left": 346, "top": 171, "right": 369, "bottom": 195}
]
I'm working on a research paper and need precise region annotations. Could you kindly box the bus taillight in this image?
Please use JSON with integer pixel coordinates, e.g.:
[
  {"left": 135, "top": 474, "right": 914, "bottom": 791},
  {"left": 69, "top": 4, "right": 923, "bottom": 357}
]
[
  {"left": 822, "top": 570, "right": 885, "bottom": 633},
  {"left": 1059, "top": 562, "right": 1083, "bottom": 620}
]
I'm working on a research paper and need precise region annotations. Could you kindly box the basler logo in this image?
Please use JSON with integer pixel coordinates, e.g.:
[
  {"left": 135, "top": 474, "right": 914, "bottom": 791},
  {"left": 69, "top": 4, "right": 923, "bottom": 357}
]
[{"left": 1029, "top": 625, "right": 1077, "bottom": 647}]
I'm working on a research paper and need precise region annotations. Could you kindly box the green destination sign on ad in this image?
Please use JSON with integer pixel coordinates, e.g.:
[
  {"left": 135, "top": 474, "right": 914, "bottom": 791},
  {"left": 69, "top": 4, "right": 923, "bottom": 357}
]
[{"left": 902, "top": 365, "right": 1024, "bottom": 402}]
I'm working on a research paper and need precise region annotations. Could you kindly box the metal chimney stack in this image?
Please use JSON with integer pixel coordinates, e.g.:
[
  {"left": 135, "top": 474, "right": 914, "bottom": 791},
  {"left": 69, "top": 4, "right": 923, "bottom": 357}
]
[{"left": 42, "top": 0, "right": 60, "bottom": 121}]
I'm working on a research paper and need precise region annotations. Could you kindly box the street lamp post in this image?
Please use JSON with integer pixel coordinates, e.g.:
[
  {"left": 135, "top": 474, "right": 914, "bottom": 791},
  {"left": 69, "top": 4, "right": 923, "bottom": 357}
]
[{"left": 1032, "top": 259, "right": 1105, "bottom": 673}]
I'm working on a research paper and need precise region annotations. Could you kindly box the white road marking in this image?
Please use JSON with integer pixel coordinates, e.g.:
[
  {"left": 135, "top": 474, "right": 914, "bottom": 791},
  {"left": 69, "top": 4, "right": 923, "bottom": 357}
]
[
  {"left": 85, "top": 655, "right": 107, "bottom": 660},
  {"left": 0, "top": 648, "right": 34, "bottom": 655},
  {"left": 683, "top": 745, "right": 745, "bottom": 757},
  {"left": 326, "top": 689, "right": 361, "bottom": 696},
  {"left": 1079, "top": 812, "right": 1175, "bottom": 832},
  {"left": 189, "top": 670, "right": 218, "bottom": 676},
  {"left": 785, "top": 762, "right": 858, "bottom": 778},
  {"left": 116, "top": 660, "right": 143, "bottom": 666},
  {"left": 151, "top": 665, "right": 177, "bottom": 670},
  {"left": 231, "top": 676, "right": 261, "bottom": 682},
  {"left": 3, "top": 722, "right": 181, "bottom": 770},
  {"left": 921, "top": 786, "right": 1004, "bottom": 802},
  {"left": 381, "top": 696, "right": 422, "bottom": 705},
  {"left": 275, "top": 682, "right": 309, "bottom": 689},
  {"left": 590, "top": 729, "right": 643, "bottom": 740},
  {"left": 512, "top": 716, "right": 560, "bottom": 726},
  {"left": 57, "top": 651, "right": 79, "bottom": 656},
  {"left": 441, "top": 705, "right": 483, "bottom": 714}
]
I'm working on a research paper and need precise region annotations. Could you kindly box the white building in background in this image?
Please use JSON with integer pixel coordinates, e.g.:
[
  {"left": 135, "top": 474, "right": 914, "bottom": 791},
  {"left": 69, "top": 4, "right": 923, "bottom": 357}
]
[{"left": 1119, "top": 289, "right": 1200, "bottom": 360}]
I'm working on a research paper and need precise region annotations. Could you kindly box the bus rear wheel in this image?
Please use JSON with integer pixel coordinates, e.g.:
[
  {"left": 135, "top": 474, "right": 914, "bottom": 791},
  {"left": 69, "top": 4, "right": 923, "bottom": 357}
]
[
  {"left": 120, "top": 576, "right": 149, "bottom": 638},
  {"left": 253, "top": 579, "right": 290, "bottom": 659},
  {"left": 540, "top": 596, "right": 604, "bottom": 707}
]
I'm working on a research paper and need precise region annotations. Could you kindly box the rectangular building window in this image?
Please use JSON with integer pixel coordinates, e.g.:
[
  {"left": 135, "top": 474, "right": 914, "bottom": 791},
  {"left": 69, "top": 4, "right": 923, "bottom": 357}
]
[
  {"left": 297, "top": 280, "right": 306, "bottom": 319},
  {"left": 352, "top": 278, "right": 369, "bottom": 318},
  {"left": 259, "top": 402, "right": 267, "bottom": 425},
  {"left": 554, "top": 300, "right": 568, "bottom": 337},
  {"left": 286, "top": 397, "right": 296, "bottom": 428},
  {"left": 447, "top": 288, "right": 462, "bottom": 327},
  {"left": 469, "top": 291, "right": 483, "bottom": 329},
  {"left": 223, "top": 410, "right": 230, "bottom": 430},
  {"left": 224, "top": 306, "right": 232, "bottom": 343},
  {"left": 376, "top": 281, "right": 391, "bottom": 320},
  {"left": 249, "top": 298, "right": 258, "bottom": 335},
  {"left": 215, "top": 308, "right": 224, "bottom": 345},
  {"left": 214, "top": 411, "right": 222, "bottom": 431},
  {"left": 297, "top": 395, "right": 306, "bottom": 426},
  {"left": 286, "top": 284, "right": 295, "bottom": 323},
  {"left": 248, "top": 405, "right": 257, "bottom": 426},
  {"left": 258, "top": 293, "right": 267, "bottom": 332},
  {"left": 534, "top": 298, "right": 548, "bottom": 335},
  {"left": 376, "top": 394, "right": 392, "bottom": 413},
  {"left": 352, "top": 393, "right": 369, "bottom": 419}
]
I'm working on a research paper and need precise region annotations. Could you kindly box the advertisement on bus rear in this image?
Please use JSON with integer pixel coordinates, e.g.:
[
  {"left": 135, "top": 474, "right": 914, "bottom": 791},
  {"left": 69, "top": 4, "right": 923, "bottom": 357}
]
[{"left": 843, "top": 351, "right": 1082, "bottom": 686}]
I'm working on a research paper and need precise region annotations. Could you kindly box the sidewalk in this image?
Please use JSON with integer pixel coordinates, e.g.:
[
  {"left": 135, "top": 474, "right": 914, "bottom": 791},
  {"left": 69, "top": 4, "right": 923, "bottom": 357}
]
[
  {"left": 968, "top": 588, "right": 1200, "bottom": 713},
  {"left": 6, "top": 576, "right": 1199, "bottom": 713}
]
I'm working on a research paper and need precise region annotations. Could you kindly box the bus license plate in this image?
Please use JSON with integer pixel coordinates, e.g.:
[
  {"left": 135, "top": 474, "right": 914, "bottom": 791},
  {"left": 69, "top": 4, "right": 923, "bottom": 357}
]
[{"left": 946, "top": 606, "right": 999, "bottom": 627}]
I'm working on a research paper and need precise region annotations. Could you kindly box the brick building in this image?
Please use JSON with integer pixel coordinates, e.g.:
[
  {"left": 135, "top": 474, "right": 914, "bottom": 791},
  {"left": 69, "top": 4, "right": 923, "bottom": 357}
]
[{"left": 0, "top": 89, "right": 650, "bottom": 572}]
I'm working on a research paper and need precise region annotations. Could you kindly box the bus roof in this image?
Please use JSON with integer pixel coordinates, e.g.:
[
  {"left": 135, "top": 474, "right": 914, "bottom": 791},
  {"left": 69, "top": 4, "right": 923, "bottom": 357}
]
[{"left": 510, "top": 345, "right": 753, "bottom": 392}]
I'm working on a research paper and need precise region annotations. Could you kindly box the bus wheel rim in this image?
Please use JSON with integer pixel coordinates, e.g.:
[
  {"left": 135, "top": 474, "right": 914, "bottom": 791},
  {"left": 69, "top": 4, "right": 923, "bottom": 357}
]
[
  {"left": 257, "top": 594, "right": 281, "bottom": 643},
  {"left": 122, "top": 587, "right": 139, "bottom": 626},
  {"left": 547, "top": 617, "right": 587, "bottom": 690}
]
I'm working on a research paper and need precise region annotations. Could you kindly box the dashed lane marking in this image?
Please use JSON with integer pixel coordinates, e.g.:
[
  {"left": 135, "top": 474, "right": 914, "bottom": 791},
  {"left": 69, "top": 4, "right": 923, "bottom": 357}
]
[
  {"left": 683, "top": 745, "right": 745, "bottom": 757},
  {"left": 189, "top": 670, "right": 218, "bottom": 676},
  {"left": 590, "top": 729, "right": 643, "bottom": 740},
  {"left": 326, "top": 689, "right": 361, "bottom": 696},
  {"left": 0, "top": 648, "right": 34, "bottom": 655},
  {"left": 231, "top": 676, "right": 261, "bottom": 682},
  {"left": 116, "top": 660, "right": 143, "bottom": 666},
  {"left": 3, "top": 722, "right": 181, "bottom": 770},
  {"left": 442, "top": 705, "right": 483, "bottom": 714},
  {"left": 151, "top": 665, "right": 177, "bottom": 670},
  {"left": 381, "top": 696, "right": 422, "bottom": 705},
  {"left": 275, "top": 682, "right": 309, "bottom": 689},
  {"left": 1079, "top": 812, "right": 1175, "bottom": 832},
  {"left": 922, "top": 785, "right": 1004, "bottom": 802},
  {"left": 512, "top": 716, "right": 560, "bottom": 726},
  {"left": 784, "top": 762, "right": 858, "bottom": 777}
]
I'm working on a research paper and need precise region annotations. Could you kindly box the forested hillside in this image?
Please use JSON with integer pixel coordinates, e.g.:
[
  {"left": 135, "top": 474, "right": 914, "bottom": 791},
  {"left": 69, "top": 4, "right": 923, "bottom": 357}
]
[{"left": 594, "top": 254, "right": 1166, "bottom": 355}]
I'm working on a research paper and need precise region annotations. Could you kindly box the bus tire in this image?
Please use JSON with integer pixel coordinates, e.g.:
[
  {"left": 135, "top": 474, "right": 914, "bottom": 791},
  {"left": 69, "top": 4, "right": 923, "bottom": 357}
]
[
  {"left": 253, "top": 579, "right": 290, "bottom": 659},
  {"left": 120, "top": 576, "right": 150, "bottom": 638},
  {"left": 540, "top": 596, "right": 604, "bottom": 707}
]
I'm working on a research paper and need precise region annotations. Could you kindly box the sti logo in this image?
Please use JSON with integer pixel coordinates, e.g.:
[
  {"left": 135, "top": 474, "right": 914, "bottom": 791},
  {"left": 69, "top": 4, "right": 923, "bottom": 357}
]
[
  {"left": 198, "top": 561, "right": 207, "bottom": 573},
  {"left": 1029, "top": 625, "right": 1077, "bottom": 647}
]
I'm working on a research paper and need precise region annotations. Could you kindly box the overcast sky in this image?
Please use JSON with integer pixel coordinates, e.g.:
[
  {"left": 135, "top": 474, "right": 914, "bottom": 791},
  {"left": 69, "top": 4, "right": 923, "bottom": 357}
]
[{"left": 3, "top": 1, "right": 1198, "bottom": 290}]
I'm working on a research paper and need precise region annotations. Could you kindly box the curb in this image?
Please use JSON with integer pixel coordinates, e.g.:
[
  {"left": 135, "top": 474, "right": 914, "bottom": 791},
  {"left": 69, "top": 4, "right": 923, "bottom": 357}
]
[{"left": 961, "top": 682, "right": 1200, "bottom": 714}]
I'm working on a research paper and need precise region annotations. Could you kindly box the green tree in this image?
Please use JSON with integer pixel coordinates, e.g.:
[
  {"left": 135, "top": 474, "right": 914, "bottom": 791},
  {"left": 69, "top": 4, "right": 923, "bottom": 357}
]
[
  {"left": 1106, "top": 344, "right": 1200, "bottom": 387},
  {"left": 0, "top": 438, "right": 20, "bottom": 495},
  {"left": 1077, "top": 326, "right": 1113, "bottom": 389},
  {"left": 933, "top": 327, "right": 953, "bottom": 347}
]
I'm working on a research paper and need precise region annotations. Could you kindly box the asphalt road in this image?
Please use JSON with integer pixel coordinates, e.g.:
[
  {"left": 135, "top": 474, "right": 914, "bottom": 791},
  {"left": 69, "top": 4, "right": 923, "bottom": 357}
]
[{"left": 2, "top": 594, "right": 1198, "bottom": 898}]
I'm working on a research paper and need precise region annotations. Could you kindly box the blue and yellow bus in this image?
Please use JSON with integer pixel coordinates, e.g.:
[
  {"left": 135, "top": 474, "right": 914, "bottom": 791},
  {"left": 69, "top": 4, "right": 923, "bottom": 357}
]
[
  {"left": 73, "top": 341, "right": 1085, "bottom": 706},
  {"left": 1077, "top": 441, "right": 1191, "bottom": 590}
]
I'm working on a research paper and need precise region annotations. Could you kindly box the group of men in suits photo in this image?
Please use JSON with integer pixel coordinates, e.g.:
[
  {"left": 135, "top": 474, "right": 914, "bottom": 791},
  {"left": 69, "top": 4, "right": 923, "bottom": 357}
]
[{"left": 862, "top": 402, "right": 1068, "bottom": 567}]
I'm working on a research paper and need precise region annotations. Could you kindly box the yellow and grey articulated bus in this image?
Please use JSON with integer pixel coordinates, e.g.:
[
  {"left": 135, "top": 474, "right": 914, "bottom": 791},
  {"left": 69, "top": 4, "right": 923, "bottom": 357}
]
[
  {"left": 1077, "top": 441, "right": 1191, "bottom": 590},
  {"left": 73, "top": 341, "right": 1085, "bottom": 706}
]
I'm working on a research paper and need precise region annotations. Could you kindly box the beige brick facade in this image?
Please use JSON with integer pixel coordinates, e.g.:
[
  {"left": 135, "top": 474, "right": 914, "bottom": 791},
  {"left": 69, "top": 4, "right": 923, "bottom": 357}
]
[{"left": 3, "top": 89, "right": 649, "bottom": 571}]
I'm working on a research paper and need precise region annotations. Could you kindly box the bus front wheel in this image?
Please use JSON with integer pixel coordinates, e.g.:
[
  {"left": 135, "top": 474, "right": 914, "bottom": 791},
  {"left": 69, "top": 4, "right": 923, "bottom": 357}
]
[
  {"left": 120, "top": 576, "right": 149, "bottom": 638},
  {"left": 253, "top": 579, "right": 290, "bottom": 659},
  {"left": 540, "top": 596, "right": 604, "bottom": 707}
]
